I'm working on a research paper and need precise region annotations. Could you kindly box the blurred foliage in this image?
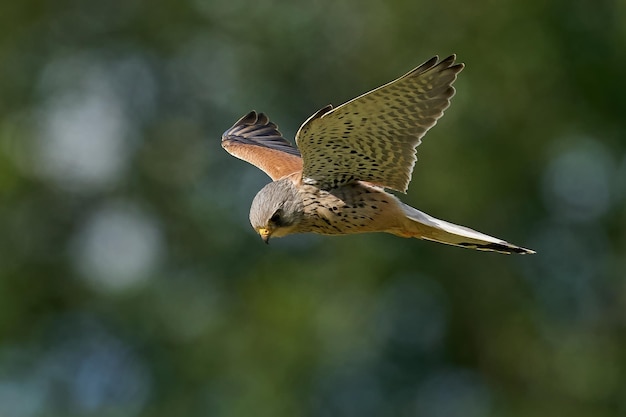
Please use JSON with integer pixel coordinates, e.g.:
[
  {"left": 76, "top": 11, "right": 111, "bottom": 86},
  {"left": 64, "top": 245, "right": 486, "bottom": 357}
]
[{"left": 0, "top": 0, "right": 625, "bottom": 416}]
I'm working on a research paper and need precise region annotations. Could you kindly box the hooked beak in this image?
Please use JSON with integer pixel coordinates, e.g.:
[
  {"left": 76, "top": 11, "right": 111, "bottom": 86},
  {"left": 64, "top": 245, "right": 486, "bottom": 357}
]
[{"left": 258, "top": 228, "right": 271, "bottom": 244}]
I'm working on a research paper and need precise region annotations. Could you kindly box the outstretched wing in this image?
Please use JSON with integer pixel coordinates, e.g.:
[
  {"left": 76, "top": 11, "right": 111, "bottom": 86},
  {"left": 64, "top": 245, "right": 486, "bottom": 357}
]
[
  {"left": 222, "top": 111, "right": 303, "bottom": 180},
  {"left": 295, "top": 55, "right": 464, "bottom": 192}
]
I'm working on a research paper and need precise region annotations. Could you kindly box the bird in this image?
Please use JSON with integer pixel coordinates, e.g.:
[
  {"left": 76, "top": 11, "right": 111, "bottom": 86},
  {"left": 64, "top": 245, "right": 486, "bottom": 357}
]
[{"left": 222, "top": 55, "right": 535, "bottom": 254}]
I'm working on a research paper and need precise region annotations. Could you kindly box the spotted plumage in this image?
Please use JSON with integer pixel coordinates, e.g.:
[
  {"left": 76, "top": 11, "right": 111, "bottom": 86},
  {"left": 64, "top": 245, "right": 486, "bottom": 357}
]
[{"left": 222, "top": 55, "right": 535, "bottom": 254}]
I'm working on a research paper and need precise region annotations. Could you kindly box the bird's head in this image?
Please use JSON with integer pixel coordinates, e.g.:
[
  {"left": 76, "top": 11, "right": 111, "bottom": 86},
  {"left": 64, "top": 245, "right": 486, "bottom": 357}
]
[{"left": 249, "top": 179, "right": 304, "bottom": 243}]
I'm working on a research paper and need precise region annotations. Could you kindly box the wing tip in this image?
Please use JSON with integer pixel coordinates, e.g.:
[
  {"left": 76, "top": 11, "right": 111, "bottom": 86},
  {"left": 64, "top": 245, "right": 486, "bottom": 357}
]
[
  {"left": 406, "top": 54, "right": 465, "bottom": 79},
  {"left": 222, "top": 111, "right": 259, "bottom": 141},
  {"left": 222, "top": 110, "right": 302, "bottom": 159},
  {"left": 235, "top": 110, "right": 259, "bottom": 125},
  {"left": 230, "top": 110, "right": 276, "bottom": 126},
  {"left": 232, "top": 110, "right": 270, "bottom": 127},
  {"left": 223, "top": 110, "right": 282, "bottom": 139}
]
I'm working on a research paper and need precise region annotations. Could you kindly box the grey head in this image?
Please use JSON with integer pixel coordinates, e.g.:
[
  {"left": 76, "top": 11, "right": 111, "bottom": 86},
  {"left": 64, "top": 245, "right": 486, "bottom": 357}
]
[{"left": 249, "top": 178, "right": 304, "bottom": 243}]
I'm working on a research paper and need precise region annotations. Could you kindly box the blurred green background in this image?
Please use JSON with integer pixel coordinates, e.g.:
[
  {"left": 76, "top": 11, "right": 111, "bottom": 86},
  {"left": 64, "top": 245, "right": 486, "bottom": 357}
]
[{"left": 1, "top": 0, "right": 625, "bottom": 416}]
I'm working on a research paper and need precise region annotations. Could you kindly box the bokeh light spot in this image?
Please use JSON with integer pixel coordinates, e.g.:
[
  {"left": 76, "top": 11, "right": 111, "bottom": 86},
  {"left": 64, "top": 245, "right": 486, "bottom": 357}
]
[
  {"left": 542, "top": 137, "right": 614, "bottom": 223},
  {"left": 71, "top": 202, "right": 164, "bottom": 292},
  {"left": 414, "top": 369, "right": 491, "bottom": 417}
]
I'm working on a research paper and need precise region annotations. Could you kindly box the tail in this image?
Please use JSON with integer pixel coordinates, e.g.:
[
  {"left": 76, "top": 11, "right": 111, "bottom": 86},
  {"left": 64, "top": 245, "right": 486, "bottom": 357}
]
[{"left": 401, "top": 204, "right": 535, "bottom": 255}]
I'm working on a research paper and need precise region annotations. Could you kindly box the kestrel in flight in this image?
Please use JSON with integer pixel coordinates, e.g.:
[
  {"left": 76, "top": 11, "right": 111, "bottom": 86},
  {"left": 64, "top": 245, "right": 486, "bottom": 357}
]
[{"left": 222, "top": 55, "right": 534, "bottom": 254}]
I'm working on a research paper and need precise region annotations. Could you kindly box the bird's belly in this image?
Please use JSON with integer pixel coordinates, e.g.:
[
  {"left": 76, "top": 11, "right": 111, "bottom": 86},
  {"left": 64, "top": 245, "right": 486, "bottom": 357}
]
[{"left": 299, "top": 183, "right": 402, "bottom": 236}]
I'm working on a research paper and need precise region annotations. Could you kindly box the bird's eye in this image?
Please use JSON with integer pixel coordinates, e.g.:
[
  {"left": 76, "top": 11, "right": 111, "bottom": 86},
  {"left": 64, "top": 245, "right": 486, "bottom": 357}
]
[{"left": 270, "top": 210, "right": 282, "bottom": 225}]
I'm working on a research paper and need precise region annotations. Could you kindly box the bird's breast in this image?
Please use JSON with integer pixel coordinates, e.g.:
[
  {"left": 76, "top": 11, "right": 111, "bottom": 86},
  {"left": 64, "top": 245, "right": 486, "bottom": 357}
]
[{"left": 296, "top": 182, "right": 402, "bottom": 235}]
